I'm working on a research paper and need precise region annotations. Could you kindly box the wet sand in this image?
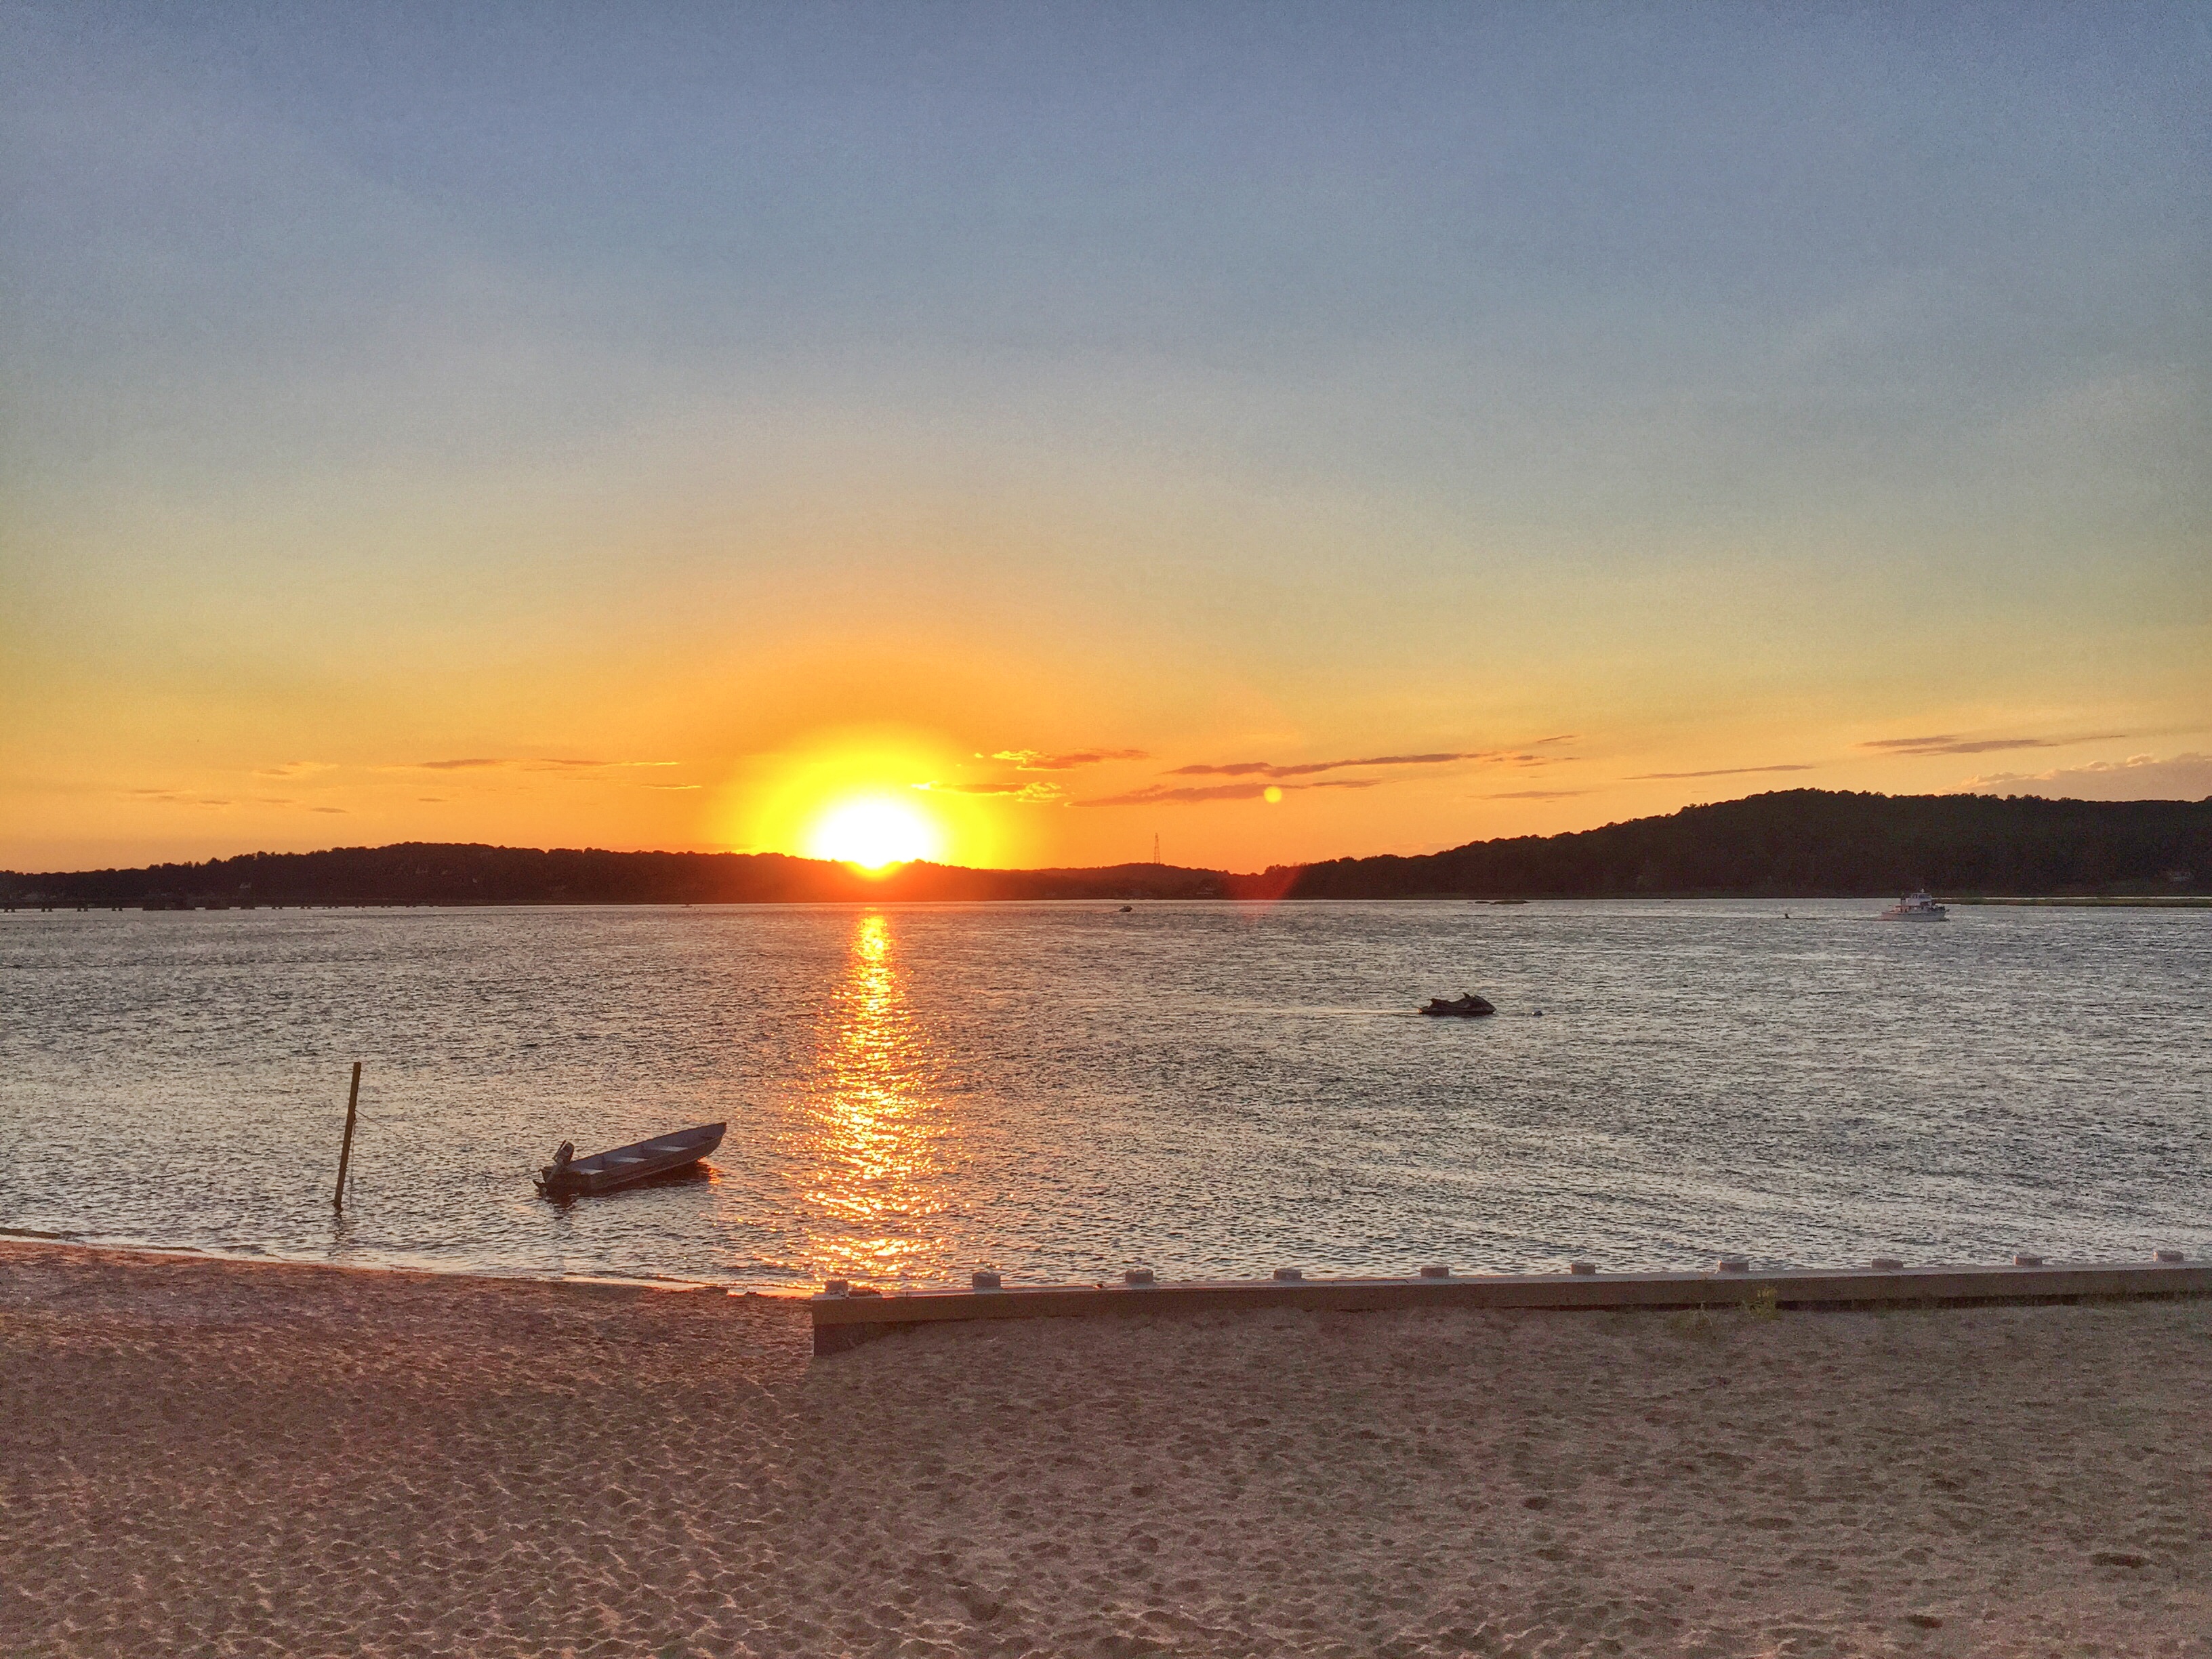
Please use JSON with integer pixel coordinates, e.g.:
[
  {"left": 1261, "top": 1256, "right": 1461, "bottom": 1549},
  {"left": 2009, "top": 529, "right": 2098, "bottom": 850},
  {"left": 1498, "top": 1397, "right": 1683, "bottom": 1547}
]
[{"left": 3, "top": 1242, "right": 2207, "bottom": 1657}]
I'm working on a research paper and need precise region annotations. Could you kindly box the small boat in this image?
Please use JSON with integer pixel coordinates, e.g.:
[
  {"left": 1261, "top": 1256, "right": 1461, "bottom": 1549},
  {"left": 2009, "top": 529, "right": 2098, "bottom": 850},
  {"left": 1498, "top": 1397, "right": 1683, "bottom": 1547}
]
[
  {"left": 535, "top": 1122, "right": 726, "bottom": 1197},
  {"left": 1420, "top": 992, "right": 1496, "bottom": 1017},
  {"left": 1881, "top": 890, "right": 1948, "bottom": 920}
]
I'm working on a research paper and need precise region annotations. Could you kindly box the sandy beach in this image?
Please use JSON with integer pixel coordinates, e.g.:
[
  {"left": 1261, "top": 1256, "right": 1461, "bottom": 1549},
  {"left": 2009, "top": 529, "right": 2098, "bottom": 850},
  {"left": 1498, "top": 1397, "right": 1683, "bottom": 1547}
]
[{"left": 3, "top": 1243, "right": 2207, "bottom": 1658}]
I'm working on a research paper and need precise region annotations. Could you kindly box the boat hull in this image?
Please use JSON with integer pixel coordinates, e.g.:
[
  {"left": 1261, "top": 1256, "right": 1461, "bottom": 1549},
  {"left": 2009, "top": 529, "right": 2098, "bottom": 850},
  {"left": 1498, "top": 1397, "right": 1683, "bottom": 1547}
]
[
  {"left": 536, "top": 1122, "right": 726, "bottom": 1197},
  {"left": 1420, "top": 995, "right": 1496, "bottom": 1017}
]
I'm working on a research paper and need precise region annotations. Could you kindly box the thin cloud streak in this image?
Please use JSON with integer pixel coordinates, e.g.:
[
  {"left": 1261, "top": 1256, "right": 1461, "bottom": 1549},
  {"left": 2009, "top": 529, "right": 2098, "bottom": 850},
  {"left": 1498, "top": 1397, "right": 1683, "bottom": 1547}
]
[
  {"left": 990, "top": 748, "right": 1149, "bottom": 771},
  {"left": 533, "top": 758, "right": 680, "bottom": 770},
  {"left": 1080, "top": 778, "right": 1379, "bottom": 807},
  {"left": 1624, "top": 764, "right": 1816, "bottom": 780},
  {"left": 408, "top": 756, "right": 679, "bottom": 773},
  {"left": 918, "top": 779, "right": 1070, "bottom": 803},
  {"left": 1167, "top": 751, "right": 1491, "bottom": 780},
  {"left": 1858, "top": 733, "right": 2126, "bottom": 757}
]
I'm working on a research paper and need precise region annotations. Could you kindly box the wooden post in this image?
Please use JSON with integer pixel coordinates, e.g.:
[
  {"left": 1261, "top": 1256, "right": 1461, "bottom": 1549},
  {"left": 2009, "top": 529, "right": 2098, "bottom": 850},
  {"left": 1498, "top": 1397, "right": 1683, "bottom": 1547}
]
[{"left": 333, "top": 1061, "right": 361, "bottom": 1212}]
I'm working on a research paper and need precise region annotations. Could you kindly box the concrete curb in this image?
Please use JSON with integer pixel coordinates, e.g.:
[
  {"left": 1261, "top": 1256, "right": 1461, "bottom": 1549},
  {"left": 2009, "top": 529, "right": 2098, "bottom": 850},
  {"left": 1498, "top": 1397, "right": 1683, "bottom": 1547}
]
[{"left": 807, "top": 1261, "right": 2212, "bottom": 1355}]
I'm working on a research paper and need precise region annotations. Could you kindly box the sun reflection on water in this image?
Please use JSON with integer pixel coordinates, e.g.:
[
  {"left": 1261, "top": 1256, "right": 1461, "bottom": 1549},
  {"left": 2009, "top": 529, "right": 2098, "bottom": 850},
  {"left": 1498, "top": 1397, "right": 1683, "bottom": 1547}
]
[{"left": 802, "top": 911, "right": 952, "bottom": 1283}]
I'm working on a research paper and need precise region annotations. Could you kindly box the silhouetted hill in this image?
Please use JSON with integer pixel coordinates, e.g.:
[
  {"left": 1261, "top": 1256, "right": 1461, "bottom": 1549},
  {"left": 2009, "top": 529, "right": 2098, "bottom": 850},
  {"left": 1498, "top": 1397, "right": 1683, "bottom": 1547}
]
[
  {"left": 1256, "top": 790, "right": 2210, "bottom": 899},
  {"left": 3, "top": 790, "right": 2205, "bottom": 907},
  {"left": 0, "top": 844, "right": 1227, "bottom": 907}
]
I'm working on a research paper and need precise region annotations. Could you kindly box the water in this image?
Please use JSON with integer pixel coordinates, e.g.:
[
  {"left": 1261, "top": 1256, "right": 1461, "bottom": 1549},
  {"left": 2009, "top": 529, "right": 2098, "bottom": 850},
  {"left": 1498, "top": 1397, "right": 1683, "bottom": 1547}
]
[{"left": 3, "top": 901, "right": 2207, "bottom": 1288}]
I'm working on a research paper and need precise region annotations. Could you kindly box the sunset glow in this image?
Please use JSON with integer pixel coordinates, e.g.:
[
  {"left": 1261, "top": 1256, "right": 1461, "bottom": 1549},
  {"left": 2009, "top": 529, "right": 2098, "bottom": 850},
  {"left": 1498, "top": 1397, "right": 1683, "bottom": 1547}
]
[{"left": 804, "top": 796, "right": 944, "bottom": 872}]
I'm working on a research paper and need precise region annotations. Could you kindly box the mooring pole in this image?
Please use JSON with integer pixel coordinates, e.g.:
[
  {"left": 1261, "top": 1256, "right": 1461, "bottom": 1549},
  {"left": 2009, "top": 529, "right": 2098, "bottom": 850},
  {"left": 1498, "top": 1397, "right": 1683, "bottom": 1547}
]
[{"left": 333, "top": 1061, "right": 361, "bottom": 1212}]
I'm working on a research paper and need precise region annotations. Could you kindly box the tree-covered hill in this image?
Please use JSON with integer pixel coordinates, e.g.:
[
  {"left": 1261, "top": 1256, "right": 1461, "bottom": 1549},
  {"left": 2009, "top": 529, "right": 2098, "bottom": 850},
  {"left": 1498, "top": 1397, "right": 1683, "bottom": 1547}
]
[{"left": 1263, "top": 790, "right": 2209, "bottom": 899}]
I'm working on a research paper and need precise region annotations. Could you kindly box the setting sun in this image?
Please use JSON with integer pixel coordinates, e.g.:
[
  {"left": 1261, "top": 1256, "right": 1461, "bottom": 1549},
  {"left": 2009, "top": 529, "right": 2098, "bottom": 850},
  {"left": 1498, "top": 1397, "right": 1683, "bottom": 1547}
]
[
  {"left": 804, "top": 794, "right": 945, "bottom": 871},
  {"left": 740, "top": 727, "right": 1004, "bottom": 871}
]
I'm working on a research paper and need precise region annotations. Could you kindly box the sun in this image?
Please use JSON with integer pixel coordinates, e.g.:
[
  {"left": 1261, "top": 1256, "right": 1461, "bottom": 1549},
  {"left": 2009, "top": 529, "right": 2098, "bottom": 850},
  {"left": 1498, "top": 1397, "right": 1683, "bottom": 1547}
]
[
  {"left": 735, "top": 726, "right": 1004, "bottom": 870},
  {"left": 805, "top": 794, "right": 945, "bottom": 872}
]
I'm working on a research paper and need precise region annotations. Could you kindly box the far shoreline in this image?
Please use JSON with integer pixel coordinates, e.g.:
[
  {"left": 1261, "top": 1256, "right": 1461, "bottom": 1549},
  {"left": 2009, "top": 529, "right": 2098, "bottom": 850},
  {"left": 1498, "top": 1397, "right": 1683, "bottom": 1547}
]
[{"left": 7, "top": 890, "right": 2209, "bottom": 912}]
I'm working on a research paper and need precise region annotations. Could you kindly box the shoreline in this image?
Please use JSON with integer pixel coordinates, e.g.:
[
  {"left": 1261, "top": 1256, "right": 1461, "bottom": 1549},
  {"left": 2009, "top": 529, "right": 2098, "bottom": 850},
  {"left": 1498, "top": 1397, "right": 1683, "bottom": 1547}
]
[
  {"left": 6, "top": 1239, "right": 2209, "bottom": 1656},
  {"left": 0, "top": 1230, "right": 808, "bottom": 1296}
]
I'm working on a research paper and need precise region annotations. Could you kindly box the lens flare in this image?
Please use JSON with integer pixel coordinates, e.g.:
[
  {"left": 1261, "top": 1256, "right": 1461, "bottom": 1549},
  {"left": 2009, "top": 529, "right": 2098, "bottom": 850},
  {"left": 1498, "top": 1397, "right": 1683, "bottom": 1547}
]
[{"left": 806, "top": 794, "right": 944, "bottom": 870}]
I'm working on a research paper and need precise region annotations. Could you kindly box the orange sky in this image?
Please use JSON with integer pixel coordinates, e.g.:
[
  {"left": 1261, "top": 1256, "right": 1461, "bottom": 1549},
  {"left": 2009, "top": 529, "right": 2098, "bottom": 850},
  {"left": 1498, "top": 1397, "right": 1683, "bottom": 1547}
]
[{"left": 3, "top": 7, "right": 2207, "bottom": 873}]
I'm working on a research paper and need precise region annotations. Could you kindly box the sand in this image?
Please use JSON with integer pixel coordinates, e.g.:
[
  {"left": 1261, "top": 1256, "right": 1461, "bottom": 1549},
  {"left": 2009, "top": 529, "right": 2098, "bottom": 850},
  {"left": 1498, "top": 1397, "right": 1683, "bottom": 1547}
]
[{"left": 3, "top": 1244, "right": 2207, "bottom": 1658}]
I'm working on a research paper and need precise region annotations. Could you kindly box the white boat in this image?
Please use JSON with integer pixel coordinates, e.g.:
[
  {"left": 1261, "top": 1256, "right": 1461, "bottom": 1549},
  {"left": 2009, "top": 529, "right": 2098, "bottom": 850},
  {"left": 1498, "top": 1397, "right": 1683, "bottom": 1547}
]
[{"left": 1881, "top": 889, "right": 1948, "bottom": 920}]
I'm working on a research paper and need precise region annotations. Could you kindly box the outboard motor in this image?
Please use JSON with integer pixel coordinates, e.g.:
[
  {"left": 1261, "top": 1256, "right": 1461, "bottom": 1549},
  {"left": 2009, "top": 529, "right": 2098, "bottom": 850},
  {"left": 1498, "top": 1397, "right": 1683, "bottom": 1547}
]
[{"left": 552, "top": 1141, "right": 575, "bottom": 1171}]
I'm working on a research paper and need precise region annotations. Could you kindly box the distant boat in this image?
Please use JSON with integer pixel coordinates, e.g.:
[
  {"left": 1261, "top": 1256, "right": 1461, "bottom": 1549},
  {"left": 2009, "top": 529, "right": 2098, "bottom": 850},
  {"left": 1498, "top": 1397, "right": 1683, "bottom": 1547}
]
[
  {"left": 1420, "top": 993, "right": 1496, "bottom": 1017},
  {"left": 1881, "top": 890, "right": 1948, "bottom": 920},
  {"left": 535, "top": 1122, "right": 726, "bottom": 1197}
]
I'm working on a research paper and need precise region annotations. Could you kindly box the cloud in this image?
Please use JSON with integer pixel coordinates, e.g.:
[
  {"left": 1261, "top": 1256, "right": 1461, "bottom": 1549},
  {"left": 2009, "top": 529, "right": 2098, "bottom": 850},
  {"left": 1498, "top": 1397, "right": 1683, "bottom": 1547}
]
[
  {"left": 530, "top": 758, "right": 680, "bottom": 770},
  {"left": 406, "top": 756, "right": 678, "bottom": 775},
  {"left": 252, "top": 760, "right": 334, "bottom": 779},
  {"left": 1084, "top": 745, "right": 1572, "bottom": 804},
  {"left": 989, "top": 748, "right": 1149, "bottom": 771},
  {"left": 309, "top": 806, "right": 347, "bottom": 814},
  {"left": 1486, "top": 789, "right": 1589, "bottom": 800},
  {"left": 417, "top": 796, "right": 445, "bottom": 802},
  {"left": 1167, "top": 751, "right": 1492, "bottom": 780},
  {"left": 1080, "top": 778, "right": 1379, "bottom": 807},
  {"left": 1859, "top": 733, "right": 2126, "bottom": 757},
  {"left": 918, "top": 779, "right": 1069, "bottom": 804},
  {"left": 1624, "top": 764, "right": 1816, "bottom": 780},
  {"left": 127, "top": 790, "right": 232, "bottom": 806},
  {"left": 641, "top": 782, "right": 703, "bottom": 791},
  {"left": 1956, "top": 752, "right": 2212, "bottom": 800}
]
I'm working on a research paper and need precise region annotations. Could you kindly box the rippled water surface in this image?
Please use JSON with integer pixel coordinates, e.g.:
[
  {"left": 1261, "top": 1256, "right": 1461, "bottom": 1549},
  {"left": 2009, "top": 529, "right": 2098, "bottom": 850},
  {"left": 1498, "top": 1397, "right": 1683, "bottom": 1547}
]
[{"left": 3, "top": 901, "right": 2207, "bottom": 1286}]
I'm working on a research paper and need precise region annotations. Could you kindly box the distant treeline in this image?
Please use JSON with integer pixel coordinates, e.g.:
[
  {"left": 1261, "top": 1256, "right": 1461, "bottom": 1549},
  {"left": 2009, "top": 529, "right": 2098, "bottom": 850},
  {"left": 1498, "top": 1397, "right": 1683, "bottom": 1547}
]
[
  {"left": 4, "top": 790, "right": 2205, "bottom": 907},
  {"left": 0, "top": 846, "right": 1230, "bottom": 907}
]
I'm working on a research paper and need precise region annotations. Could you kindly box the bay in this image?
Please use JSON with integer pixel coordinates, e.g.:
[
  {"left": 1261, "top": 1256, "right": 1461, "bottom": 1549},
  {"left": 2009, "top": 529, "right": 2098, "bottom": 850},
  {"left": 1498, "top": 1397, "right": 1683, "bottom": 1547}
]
[{"left": 2, "top": 900, "right": 2206, "bottom": 1286}]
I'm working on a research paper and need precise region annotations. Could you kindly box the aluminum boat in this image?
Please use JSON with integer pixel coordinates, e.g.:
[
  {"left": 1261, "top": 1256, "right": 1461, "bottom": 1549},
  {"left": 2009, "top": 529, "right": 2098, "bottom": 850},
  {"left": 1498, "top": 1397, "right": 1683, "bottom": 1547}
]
[{"left": 535, "top": 1122, "right": 726, "bottom": 1197}]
